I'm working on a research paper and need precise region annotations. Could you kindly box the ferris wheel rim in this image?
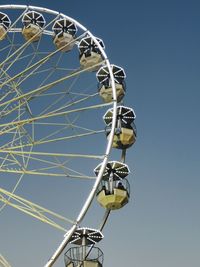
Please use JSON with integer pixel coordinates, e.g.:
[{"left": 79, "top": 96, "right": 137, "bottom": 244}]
[{"left": 0, "top": 4, "right": 118, "bottom": 267}]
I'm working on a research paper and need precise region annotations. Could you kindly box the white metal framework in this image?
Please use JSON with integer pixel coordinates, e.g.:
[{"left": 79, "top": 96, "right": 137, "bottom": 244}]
[{"left": 0, "top": 5, "right": 118, "bottom": 267}]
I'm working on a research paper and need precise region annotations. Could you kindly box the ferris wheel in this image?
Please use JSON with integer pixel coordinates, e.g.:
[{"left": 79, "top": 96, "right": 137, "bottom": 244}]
[{"left": 0, "top": 5, "right": 137, "bottom": 267}]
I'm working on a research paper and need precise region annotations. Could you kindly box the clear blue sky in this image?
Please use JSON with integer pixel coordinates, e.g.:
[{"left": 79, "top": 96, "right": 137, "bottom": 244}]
[{"left": 0, "top": 1, "right": 200, "bottom": 267}]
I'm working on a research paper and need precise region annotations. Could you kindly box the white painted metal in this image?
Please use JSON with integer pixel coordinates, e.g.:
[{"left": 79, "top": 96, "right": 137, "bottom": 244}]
[{"left": 0, "top": 5, "right": 118, "bottom": 267}]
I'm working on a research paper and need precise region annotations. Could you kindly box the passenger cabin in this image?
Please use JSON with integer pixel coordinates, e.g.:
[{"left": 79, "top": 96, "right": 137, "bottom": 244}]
[
  {"left": 22, "top": 11, "right": 46, "bottom": 42},
  {"left": 65, "top": 228, "right": 103, "bottom": 267},
  {"left": 78, "top": 36, "right": 104, "bottom": 71},
  {"left": 96, "top": 179, "right": 130, "bottom": 210},
  {"left": 94, "top": 161, "right": 130, "bottom": 210},
  {"left": 0, "top": 12, "right": 11, "bottom": 40},
  {"left": 96, "top": 65, "right": 126, "bottom": 103},
  {"left": 103, "top": 106, "right": 136, "bottom": 149},
  {"left": 52, "top": 19, "right": 77, "bottom": 52},
  {"left": 65, "top": 249, "right": 103, "bottom": 267}
]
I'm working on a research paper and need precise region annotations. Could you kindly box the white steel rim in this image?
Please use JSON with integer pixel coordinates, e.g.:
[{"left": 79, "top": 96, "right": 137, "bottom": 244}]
[{"left": 0, "top": 4, "right": 118, "bottom": 267}]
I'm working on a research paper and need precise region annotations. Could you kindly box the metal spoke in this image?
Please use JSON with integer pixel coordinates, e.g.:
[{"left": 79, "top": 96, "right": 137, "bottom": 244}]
[
  {"left": 0, "top": 187, "right": 74, "bottom": 230},
  {"left": 0, "top": 5, "right": 118, "bottom": 267}
]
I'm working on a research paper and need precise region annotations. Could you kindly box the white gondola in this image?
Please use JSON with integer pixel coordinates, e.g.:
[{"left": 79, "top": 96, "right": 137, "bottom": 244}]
[
  {"left": 78, "top": 36, "right": 104, "bottom": 71},
  {"left": 94, "top": 161, "right": 130, "bottom": 210},
  {"left": 65, "top": 228, "right": 104, "bottom": 267},
  {"left": 96, "top": 65, "right": 126, "bottom": 103},
  {"left": 103, "top": 106, "right": 136, "bottom": 149},
  {"left": 0, "top": 12, "right": 11, "bottom": 40},
  {"left": 22, "top": 11, "right": 46, "bottom": 42},
  {"left": 52, "top": 19, "right": 77, "bottom": 52}
]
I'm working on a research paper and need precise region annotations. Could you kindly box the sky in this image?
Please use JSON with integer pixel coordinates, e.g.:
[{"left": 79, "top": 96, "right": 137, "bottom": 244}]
[{"left": 0, "top": 0, "right": 200, "bottom": 267}]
